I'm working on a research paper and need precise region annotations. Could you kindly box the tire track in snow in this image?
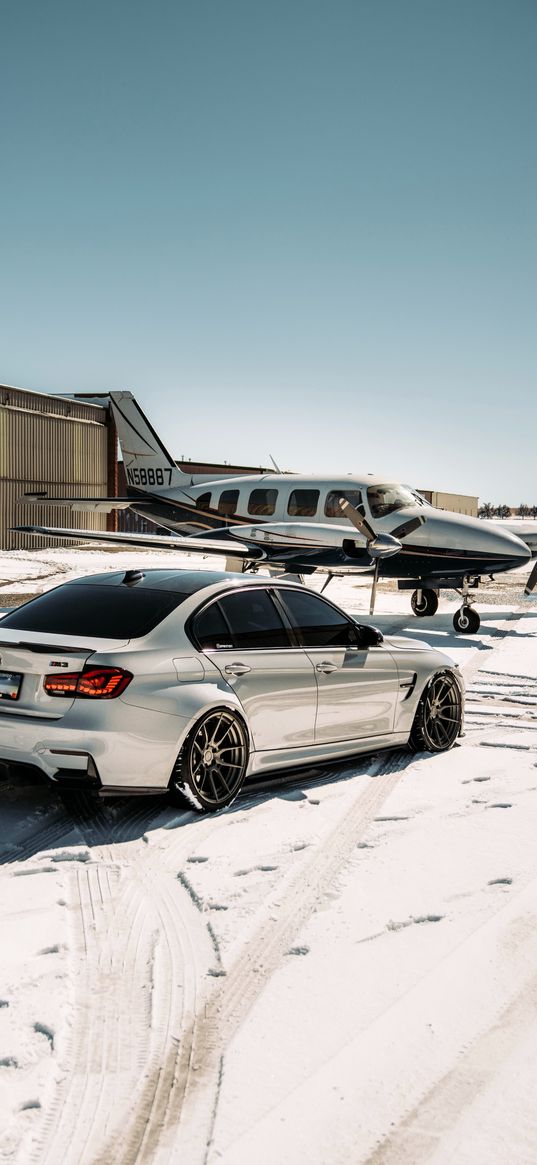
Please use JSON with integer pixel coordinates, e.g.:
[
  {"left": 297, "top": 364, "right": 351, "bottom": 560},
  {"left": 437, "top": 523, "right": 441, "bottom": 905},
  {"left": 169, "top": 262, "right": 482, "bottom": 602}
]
[
  {"left": 152, "top": 753, "right": 413, "bottom": 1165},
  {"left": 30, "top": 753, "right": 412, "bottom": 1165},
  {"left": 29, "top": 814, "right": 219, "bottom": 1165},
  {"left": 364, "top": 893, "right": 537, "bottom": 1165}
]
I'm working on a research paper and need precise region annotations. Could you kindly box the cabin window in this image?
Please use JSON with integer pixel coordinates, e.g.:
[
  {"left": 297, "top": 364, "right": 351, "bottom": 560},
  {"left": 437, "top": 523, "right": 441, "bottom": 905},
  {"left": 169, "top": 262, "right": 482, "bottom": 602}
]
[
  {"left": 287, "top": 489, "right": 320, "bottom": 517},
  {"left": 195, "top": 492, "right": 212, "bottom": 511},
  {"left": 367, "top": 484, "right": 416, "bottom": 519},
  {"left": 218, "top": 489, "right": 239, "bottom": 517},
  {"left": 324, "top": 489, "right": 363, "bottom": 518},
  {"left": 248, "top": 488, "right": 278, "bottom": 516}
]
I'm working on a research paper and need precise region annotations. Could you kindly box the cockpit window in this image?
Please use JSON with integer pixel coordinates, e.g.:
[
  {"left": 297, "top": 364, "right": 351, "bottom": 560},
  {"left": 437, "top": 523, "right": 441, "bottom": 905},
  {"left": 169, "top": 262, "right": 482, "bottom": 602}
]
[{"left": 367, "top": 484, "right": 430, "bottom": 519}]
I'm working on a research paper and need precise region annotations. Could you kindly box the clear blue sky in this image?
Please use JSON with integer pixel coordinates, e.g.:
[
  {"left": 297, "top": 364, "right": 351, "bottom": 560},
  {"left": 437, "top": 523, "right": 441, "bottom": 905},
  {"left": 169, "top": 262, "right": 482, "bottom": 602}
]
[{"left": 1, "top": 0, "right": 535, "bottom": 503}]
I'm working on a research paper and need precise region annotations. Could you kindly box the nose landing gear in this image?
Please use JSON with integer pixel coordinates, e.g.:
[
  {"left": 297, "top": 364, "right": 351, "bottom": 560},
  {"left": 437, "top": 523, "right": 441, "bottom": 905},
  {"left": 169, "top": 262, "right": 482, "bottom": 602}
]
[{"left": 452, "top": 578, "right": 481, "bottom": 634}]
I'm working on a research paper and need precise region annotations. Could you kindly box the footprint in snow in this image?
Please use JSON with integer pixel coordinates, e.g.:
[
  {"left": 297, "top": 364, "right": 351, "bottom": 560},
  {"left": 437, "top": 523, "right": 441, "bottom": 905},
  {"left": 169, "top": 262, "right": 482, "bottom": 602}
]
[
  {"left": 488, "top": 877, "right": 513, "bottom": 886},
  {"left": 286, "top": 945, "right": 310, "bottom": 956},
  {"left": 387, "top": 914, "right": 444, "bottom": 932},
  {"left": 0, "top": 1056, "right": 19, "bottom": 1068},
  {"left": 50, "top": 850, "right": 91, "bottom": 864},
  {"left": 187, "top": 855, "right": 209, "bottom": 864},
  {"left": 20, "top": 1099, "right": 41, "bottom": 1111},
  {"left": 33, "top": 1023, "right": 54, "bottom": 1050},
  {"left": 487, "top": 803, "right": 512, "bottom": 809}
]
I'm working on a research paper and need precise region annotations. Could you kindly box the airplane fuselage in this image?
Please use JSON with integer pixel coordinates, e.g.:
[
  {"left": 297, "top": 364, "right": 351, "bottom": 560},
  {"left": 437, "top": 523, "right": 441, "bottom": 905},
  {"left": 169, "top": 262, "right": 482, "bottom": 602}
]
[{"left": 124, "top": 472, "right": 530, "bottom": 584}]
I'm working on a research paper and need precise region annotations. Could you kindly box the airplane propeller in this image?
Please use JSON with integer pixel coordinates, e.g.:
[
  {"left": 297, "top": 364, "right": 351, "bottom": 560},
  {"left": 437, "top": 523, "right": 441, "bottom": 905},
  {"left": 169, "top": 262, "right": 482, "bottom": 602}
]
[
  {"left": 525, "top": 559, "right": 537, "bottom": 596},
  {"left": 337, "top": 497, "right": 415, "bottom": 615}
]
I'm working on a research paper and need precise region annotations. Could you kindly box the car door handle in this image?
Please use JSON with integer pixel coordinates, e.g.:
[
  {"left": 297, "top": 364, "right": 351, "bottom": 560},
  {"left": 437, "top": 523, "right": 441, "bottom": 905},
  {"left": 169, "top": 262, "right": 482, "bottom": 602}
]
[
  {"left": 224, "top": 663, "right": 252, "bottom": 676},
  {"left": 315, "top": 661, "right": 338, "bottom": 674}
]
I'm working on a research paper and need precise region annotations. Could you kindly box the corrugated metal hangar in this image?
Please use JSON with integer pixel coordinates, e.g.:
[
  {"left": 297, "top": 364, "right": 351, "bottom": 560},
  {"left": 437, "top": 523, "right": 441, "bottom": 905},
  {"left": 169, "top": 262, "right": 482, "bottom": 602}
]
[{"left": 0, "top": 384, "right": 116, "bottom": 550}]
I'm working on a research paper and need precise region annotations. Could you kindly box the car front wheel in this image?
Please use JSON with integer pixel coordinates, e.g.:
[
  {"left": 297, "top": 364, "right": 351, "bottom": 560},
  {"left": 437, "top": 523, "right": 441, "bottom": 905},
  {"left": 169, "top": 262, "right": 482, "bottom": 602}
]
[
  {"left": 409, "top": 671, "right": 462, "bottom": 753},
  {"left": 170, "top": 708, "right": 249, "bottom": 813}
]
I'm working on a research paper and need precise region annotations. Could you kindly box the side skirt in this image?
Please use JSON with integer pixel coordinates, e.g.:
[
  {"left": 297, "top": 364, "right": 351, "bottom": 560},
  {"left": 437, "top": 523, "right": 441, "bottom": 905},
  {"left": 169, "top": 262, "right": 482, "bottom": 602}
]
[{"left": 246, "top": 733, "right": 409, "bottom": 777}]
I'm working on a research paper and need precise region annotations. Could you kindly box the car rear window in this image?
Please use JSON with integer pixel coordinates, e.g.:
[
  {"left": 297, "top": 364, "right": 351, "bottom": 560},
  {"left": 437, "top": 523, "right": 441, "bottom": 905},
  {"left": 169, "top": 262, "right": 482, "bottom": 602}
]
[{"left": 1, "top": 584, "right": 189, "bottom": 639}]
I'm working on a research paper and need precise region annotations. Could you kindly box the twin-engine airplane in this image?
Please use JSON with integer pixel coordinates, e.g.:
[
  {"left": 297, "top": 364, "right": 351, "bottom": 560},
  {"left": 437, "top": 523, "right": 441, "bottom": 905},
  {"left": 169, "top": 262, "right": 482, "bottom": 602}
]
[{"left": 17, "top": 391, "right": 537, "bottom": 634}]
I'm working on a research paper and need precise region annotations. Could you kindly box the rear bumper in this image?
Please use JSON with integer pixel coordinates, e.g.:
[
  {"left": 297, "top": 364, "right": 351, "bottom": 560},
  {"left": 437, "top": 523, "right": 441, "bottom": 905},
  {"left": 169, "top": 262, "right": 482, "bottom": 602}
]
[
  {"left": 0, "top": 703, "right": 190, "bottom": 792},
  {"left": 0, "top": 756, "right": 101, "bottom": 790}
]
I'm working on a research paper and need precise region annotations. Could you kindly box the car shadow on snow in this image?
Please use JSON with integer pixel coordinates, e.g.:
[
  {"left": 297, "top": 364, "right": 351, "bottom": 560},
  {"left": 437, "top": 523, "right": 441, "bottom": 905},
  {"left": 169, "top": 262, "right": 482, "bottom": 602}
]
[{"left": 0, "top": 748, "right": 418, "bottom": 861}]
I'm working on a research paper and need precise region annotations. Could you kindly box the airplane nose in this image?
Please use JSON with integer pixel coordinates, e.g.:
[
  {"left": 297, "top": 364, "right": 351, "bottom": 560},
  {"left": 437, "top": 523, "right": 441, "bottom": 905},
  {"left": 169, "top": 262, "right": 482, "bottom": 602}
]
[
  {"left": 419, "top": 514, "right": 531, "bottom": 565},
  {"left": 485, "top": 525, "right": 531, "bottom": 561}
]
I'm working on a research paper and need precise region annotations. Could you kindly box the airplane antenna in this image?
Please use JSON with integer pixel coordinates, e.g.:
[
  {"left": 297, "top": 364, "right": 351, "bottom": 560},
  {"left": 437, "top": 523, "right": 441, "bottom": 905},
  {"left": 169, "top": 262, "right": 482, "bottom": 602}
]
[{"left": 269, "top": 454, "right": 283, "bottom": 473}]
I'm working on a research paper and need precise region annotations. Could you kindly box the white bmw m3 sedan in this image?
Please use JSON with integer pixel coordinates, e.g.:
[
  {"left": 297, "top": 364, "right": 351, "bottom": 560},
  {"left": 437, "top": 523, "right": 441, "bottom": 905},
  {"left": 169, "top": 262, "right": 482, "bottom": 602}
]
[{"left": 0, "top": 569, "right": 464, "bottom": 812}]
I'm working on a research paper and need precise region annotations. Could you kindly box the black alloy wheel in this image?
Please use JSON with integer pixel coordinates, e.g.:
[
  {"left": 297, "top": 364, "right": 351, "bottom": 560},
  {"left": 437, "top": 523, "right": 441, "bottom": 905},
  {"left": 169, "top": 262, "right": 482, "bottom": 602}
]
[
  {"left": 411, "top": 588, "right": 439, "bottom": 617},
  {"left": 453, "top": 606, "right": 480, "bottom": 634},
  {"left": 410, "top": 671, "right": 462, "bottom": 753},
  {"left": 171, "top": 708, "right": 249, "bottom": 812}
]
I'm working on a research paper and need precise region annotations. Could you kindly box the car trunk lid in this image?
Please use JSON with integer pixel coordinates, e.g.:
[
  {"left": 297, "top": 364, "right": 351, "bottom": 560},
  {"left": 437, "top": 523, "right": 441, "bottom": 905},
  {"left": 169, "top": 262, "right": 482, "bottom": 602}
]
[{"left": 0, "top": 630, "right": 129, "bottom": 717}]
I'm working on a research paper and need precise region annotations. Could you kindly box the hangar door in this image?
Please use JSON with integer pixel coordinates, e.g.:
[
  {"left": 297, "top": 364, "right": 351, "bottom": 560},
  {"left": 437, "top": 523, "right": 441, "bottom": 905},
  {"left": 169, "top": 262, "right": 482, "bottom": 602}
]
[{"left": 0, "top": 386, "right": 112, "bottom": 550}]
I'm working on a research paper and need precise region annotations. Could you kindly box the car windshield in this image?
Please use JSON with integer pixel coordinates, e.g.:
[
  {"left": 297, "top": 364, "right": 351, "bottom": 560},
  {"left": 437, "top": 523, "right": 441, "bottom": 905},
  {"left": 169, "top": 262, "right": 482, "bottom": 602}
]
[
  {"left": 0, "top": 584, "right": 190, "bottom": 639},
  {"left": 367, "top": 484, "right": 430, "bottom": 519}
]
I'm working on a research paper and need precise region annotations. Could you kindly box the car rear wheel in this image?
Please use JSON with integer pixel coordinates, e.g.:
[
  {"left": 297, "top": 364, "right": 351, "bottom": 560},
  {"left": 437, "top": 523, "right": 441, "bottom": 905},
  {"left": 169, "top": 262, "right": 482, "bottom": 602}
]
[
  {"left": 409, "top": 671, "right": 462, "bottom": 753},
  {"left": 170, "top": 708, "right": 249, "bottom": 813}
]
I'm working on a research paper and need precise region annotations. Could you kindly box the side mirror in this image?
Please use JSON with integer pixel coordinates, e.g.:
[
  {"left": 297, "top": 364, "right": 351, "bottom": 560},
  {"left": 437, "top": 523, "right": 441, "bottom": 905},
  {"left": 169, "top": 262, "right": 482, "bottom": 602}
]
[{"left": 354, "top": 623, "right": 383, "bottom": 647}]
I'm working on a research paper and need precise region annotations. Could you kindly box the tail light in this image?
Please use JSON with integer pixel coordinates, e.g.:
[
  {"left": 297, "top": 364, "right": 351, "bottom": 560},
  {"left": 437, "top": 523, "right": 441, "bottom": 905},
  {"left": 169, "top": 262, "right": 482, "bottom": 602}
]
[{"left": 44, "top": 666, "right": 133, "bottom": 699}]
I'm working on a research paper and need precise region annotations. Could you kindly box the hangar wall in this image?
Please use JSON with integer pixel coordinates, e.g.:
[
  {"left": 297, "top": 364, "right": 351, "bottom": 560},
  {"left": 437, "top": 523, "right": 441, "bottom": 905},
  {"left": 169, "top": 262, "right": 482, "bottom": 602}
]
[
  {"left": 418, "top": 489, "right": 478, "bottom": 517},
  {"left": 0, "top": 385, "right": 112, "bottom": 550}
]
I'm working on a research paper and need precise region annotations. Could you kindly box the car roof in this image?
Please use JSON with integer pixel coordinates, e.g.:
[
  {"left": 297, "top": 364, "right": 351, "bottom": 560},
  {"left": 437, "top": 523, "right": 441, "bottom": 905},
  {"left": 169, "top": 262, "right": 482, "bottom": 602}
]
[{"left": 65, "top": 569, "right": 293, "bottom": 594}]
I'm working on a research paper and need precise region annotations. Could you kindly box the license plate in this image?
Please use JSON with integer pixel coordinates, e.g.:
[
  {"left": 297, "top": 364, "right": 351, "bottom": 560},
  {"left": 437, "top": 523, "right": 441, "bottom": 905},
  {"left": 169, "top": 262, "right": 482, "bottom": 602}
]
[{"left": 0, "top": 671, "right": 22, "bottom": 700}]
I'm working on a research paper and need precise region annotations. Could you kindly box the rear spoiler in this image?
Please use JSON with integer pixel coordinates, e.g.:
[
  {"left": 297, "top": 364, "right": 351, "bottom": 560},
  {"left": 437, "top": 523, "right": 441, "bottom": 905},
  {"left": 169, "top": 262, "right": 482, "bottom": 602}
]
[{"left": 0, "top": 640, "right": 93, "bottom": 654}]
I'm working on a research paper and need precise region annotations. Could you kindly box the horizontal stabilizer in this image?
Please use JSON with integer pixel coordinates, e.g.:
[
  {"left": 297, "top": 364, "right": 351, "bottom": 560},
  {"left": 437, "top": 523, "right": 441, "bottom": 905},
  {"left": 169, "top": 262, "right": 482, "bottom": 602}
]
[{"left": 21, "top": 494, "right": 132, "bottom": 513}]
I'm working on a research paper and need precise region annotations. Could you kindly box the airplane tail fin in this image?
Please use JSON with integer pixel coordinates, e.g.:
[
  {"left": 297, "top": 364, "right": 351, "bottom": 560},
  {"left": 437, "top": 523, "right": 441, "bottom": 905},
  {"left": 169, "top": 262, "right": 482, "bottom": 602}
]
[{"left": 109, "top": 391, "right": 190, "bottom": 489}]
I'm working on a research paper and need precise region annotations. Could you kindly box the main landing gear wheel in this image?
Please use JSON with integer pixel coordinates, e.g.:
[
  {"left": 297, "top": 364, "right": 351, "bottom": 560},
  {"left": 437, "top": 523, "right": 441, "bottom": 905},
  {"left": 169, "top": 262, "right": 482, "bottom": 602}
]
[
  {"left": 170, "top": 708, "right": 249, "bottom": 813},
  {"left": 453, "top": 606, "right": 480, "bottom": 634},
  {"left": 411, "top": 588, "right": 439, "bottom": 617},
  {"left": 410, "top": 671, "right": 462, "bottom": 753}
]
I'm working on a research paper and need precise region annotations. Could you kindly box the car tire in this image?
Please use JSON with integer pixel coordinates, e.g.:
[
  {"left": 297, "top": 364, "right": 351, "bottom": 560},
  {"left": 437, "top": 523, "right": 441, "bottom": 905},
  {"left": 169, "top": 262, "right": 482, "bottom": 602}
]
[
  {"left": 170, "top": 707, "right": 249, "bottom": 813},
  {"left": 409, "top": 671, "right": 462, "bottom": 753}
]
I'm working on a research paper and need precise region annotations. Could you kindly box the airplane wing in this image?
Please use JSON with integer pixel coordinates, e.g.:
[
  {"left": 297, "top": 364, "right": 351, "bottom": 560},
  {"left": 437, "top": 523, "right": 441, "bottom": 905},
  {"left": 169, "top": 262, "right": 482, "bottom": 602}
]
[
  {"left": 14, "top": 517, "right": 402, "bottom": 569},
  {"left": 502, "top": 521, "right": 537, "bottom": 556},
  {"left": 14, "top": 524, "right": 260, "bottom": 558},
  {"left": 21, "top": 493, "right": 133, "bottom": 513}
]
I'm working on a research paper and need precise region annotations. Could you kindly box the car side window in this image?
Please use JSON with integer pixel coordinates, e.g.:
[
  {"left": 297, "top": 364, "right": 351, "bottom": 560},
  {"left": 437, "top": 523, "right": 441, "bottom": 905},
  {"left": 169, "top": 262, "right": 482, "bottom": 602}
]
[
  {"left": 217, "top": 589, "right": 291, "bottom": 649},
  {"left": 276, "top": 589, "right": 358, "bottom": 648},
  {"left": 193, "top": 601, "right": 234, "bottom": 650}
]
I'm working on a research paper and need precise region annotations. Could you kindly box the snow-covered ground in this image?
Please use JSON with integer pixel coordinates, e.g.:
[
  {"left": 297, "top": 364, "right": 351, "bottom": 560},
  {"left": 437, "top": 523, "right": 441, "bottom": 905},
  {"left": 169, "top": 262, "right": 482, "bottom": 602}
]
[{"left": 1, "top": 547, "right": 537, "bottom": 1164}]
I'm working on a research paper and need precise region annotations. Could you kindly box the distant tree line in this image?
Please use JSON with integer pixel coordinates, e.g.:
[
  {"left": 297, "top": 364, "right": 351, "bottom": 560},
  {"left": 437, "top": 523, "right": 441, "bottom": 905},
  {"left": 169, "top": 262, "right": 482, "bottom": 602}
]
[{"left": 478, "top": 503, "right": 537, "bottom": 519}]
